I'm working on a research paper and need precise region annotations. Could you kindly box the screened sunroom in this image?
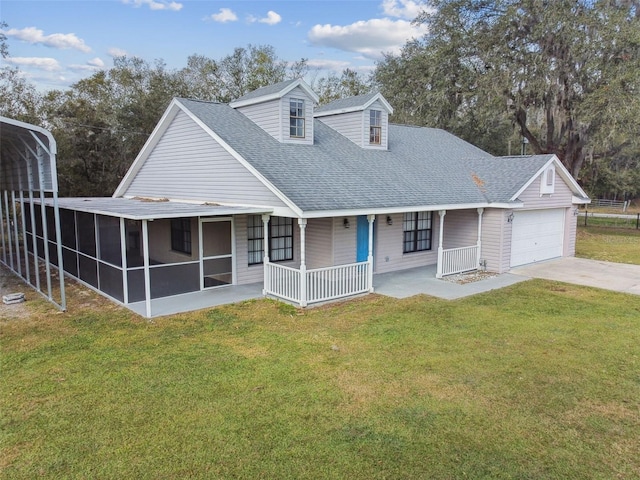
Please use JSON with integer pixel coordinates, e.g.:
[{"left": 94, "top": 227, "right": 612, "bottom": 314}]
[{"left": 30, "top": 197, "right": 270, "bottom": 317}]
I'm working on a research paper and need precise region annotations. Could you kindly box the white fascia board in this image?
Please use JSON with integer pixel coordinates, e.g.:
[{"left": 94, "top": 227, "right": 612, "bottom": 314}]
[
  {"left": 112, "top": 99, "right": 181, "bottom": 198},
  {"left": 363, "top": 93, "right": 394, "bottom": 114},
  {"left": 509, "top": 156, "right": 555, "bottom": 201},
  {"left": 176, "top": 100, "right": 304, "bottom": 218},
  {"left": 298, "top": 202, "right": 523, "bottom": 219},
  {"left": 314, "top": 106, "right": 364, "bottom": 117},
  {"left": 509, "top": 155, "right": 589, "bottom": 202},
  {"left": 572, "top": 195, "right": 591, "bottom": 205},
  {"left": 230, "top": 79, "right": 319, "bottom": 109},
  {"left": 314, "top": 93, "right": 394, "bottom": 118}
]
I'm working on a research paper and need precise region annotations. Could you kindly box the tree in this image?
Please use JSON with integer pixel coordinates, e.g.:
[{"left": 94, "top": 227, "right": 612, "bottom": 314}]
[
  {"left": 375, "top": 0, "right": 640, "bottom": 182},
  {"left": 0, "top": 21, "right": 43, "bottom": 123},
  {"left": 313, "top": 68, "right": 372, "bottom": 105},
  {"left": 48, "top": 57, "right": 189, "bottom": 196},
  {"left": 180, "top": 45, "right": 308, "bottom": 102}
]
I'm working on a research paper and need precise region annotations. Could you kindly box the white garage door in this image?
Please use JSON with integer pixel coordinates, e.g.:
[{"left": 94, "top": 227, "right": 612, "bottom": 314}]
[{"left": 510, "top": 209, "right": 565, "bottom": 267}]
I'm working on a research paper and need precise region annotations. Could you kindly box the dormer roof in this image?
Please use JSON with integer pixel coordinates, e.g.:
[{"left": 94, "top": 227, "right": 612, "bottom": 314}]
[
  {"left": 314, "top": 92, "right": 394, "bottom": 117},
  {"left": 230, "top": 78, "right": 319, "bottom": 108}
]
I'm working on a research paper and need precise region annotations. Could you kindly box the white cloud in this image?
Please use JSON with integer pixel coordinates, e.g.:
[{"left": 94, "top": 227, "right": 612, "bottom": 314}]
[
  {"left": 88, "top": 57, "right": 105, "bottom": 68},
  {"left": 209, "top": 7, "right": 238, "bottom": 23},
  {"left": 308, "top": 18, "right": 428, "bottom": 60},
  {"left": 3, "top": 56, "right": 61, "bottom": 72},
  {"left": 381, "top": 0, "right": 427, "bottom": 20},
  {"left": 122, "top": 0, "right": 183, "bottom": 11},
  {"left": 259, "top": 11, "right": 282, "bottom": 25},
  {"left": 248, "top": 10, "right": 282, "bottom": 25},
  {"left": 3, "top": 27, "right": 91, "bottom": 53},
  {"left": 306, "top": 59, "right": 351, "bottom": 71},
  {"left": 108, "top": 47, "right": 128, "bottom": 58}
]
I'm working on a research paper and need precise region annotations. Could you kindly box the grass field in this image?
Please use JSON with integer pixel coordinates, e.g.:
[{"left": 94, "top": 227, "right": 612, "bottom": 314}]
[
  {"left": 576, "top": 226, "right": 640, "bottom": 265},
  {"left": 2, "top": 270, "right": 640, "bottom": 478}
]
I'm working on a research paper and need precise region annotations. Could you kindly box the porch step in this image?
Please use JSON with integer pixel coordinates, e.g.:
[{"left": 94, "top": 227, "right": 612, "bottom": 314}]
[{"left": 3, "top": 292, "right": 25, "bottom": 305}]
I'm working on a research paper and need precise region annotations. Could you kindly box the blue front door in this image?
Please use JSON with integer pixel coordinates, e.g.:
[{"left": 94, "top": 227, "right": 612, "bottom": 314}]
[{"left": 356, "top": 215, "right": 369, "bottom": 262}]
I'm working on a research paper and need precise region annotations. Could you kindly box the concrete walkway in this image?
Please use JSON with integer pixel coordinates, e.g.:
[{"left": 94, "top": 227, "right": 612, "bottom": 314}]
[
  {"left": 373, "top": 265, "right": 528, "bottom": 300},
  {"left": 510, "top": 257, "right": 640, "bottom": 296}
]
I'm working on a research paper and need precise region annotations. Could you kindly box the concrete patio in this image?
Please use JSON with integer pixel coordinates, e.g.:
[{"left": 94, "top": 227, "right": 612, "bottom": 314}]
[{"left": 124, "top": 265, "right": 528, "bottom": 317}]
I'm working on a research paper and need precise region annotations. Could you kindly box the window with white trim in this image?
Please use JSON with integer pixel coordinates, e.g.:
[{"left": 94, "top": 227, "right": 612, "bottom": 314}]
[
  {"left": 403, "top": 211, "right": 432, "bottom": 253},
  {"left": 289, "top": 99, "right": 305, "bottom": 138},
  {"left": 247, "top": 215, "right": 294, "bottom": 265},
  {"left": 247, "top": 215, "right": 264, "bottom": 265},
  {"left": 369, "top": 110, "right": 381, "bottom": 144}
]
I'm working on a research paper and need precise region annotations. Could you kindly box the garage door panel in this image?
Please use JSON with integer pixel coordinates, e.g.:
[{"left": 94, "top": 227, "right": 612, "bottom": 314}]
[{"left": 510, "top": 209, "right": 565, "bottom": 267}]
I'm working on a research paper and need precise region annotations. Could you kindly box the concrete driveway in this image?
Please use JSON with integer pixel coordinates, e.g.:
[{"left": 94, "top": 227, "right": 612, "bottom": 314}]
[{"left": 510, "top": 257, "right": 640, "bottom": 296}]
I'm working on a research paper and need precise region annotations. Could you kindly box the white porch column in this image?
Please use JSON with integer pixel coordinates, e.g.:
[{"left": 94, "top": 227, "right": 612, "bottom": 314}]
[
  {"left": 142, "top": 219, "right": 152, "bottom": 318},
  {"left": 261, "top": 214, "right": 270, "bottom": 296},
  {"left": 476, "top": 208, "right": 484, "bottom": 269},
  {"left": 298, "top": 218, "right": 307, "bottom": 307},
  {"left": 436, "top": 210, "right": 446, "bottom": 278},
  {"left": 367, "top": 214, "right": 375, "bottom": 292}
]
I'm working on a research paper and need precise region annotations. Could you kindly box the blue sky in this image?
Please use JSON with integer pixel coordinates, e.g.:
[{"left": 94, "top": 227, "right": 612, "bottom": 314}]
[{"left": 1, "top": 0, "right": 429, "bottom": 91}]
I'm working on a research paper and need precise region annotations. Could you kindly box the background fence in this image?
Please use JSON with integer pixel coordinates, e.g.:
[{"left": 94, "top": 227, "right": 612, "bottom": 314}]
[{"left": 580, "top": 211, "right": 640, "bottom": 229}]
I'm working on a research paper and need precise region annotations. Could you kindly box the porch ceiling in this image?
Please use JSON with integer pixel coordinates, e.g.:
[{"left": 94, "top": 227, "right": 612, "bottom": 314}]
[{"left": 35, "top": 197, "right": 272, "bottom": 220}]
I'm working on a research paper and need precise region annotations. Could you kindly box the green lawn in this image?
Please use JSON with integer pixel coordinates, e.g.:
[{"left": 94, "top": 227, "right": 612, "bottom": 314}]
[
  {"left": 576, "top": 226, "right": 640, "bottom": 265},
  {"left": 2, "top": 278, "right": 640, "bottom": 479}
]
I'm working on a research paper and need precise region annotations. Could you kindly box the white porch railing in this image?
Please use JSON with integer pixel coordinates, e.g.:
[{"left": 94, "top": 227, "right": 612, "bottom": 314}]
[
  {"left": 307, "top": 261, "right": 370, "bottom": 304},
  {"left": 264, "top": 261, "right": 370, "bottom": 306},
  {"left": 264, "top": 263, "right": 301, "bottom": 304},
  {"left": 440, "top": 245, "right": 479, "bottom": 276}
]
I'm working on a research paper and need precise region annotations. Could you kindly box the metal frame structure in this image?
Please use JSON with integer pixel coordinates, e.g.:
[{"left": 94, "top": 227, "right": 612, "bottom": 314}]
[{"left": 0, "top": 116, "right": 66, "bottom": 310}]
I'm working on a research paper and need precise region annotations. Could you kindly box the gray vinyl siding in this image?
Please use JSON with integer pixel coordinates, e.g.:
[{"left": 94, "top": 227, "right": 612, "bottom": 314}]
[
  {"left": 235, "top": 100, "right": 281, "bottom": 140},
  {"left": 147, "top": 218, "right": 199, "bottom": 264},
  {"left": 123, "top": 111, "right": 286, "bottom": 208},
  {"left": 480, "top": 209, "right": 508, "bottom": 273},
  {"left": 305, "top": 217, "right": 333, "bottom": 268},
  {"left": 564, "top": 208, "right": 577, "bottom": 256},
  {"left": 316, "top": 103, "right": 390, "bottom": 150},
  {"left": 333, "top": 216, "right": 357, "bottom": 265},
  {"left": 235, "top": 214, "right": 301, "bottom": 285},
  {"left": 364, "top": 101, "right": 389, "bottom": 150},
  {"left": 317, "top": 111, "right": 363, "bottom": 146},
  {"left": 442, "top": 209, "right": 479, "bottom": 249},
  {"left": 374, "top": 212, "right": 438, "bottom": 274},
  {"left": 516, "top": 174, "right": 574, "bottom": 208},
  {"left": 282, "top": 87, "right": 314, "bottom": 145},
  {"left": 234, "top": 214, "right": 264, "bottom": 285}
]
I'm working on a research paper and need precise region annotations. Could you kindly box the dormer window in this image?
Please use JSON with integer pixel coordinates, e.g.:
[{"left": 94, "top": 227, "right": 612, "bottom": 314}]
[
  {"left": 369, "top": 110, "right": 381, "bottom": 144},
  {"left": 290, "top": 98, "right": 305, "bottom": 138}
]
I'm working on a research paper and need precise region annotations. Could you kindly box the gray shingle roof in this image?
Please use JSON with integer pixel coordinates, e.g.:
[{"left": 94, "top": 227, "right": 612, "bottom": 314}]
[
  {"left": 315, "top": 92, "right": 379, "bottom": 113},
  {"left": 465, "top": 155, "right": 554, "bottom": 202},
  {"left": 177, "top": 98, "right": 550, "bottom": 212},
  {"left": 231, "top": 79, "right": 298, "bottom": 104}
]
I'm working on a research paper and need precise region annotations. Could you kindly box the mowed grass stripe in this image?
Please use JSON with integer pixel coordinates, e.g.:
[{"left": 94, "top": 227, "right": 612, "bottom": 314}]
[{"left": 2, "top": 279, "right": 640, "bottom": 479}]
